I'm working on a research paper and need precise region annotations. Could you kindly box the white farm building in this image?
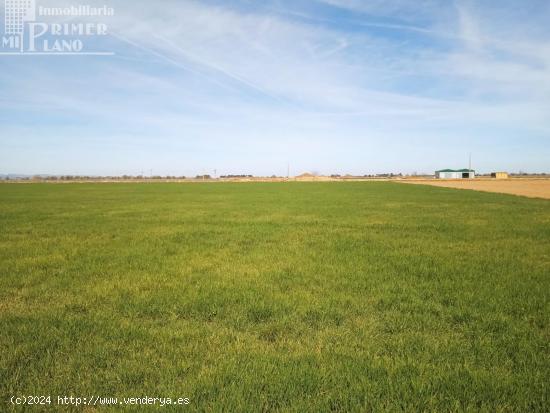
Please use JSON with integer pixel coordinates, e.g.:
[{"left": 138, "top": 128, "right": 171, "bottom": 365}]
[{"left": 435, "top": 169, "right": 475, "bottom": 179}]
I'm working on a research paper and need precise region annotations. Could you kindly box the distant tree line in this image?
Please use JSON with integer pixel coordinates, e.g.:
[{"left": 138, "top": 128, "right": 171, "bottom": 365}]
[
  {"left": 14, "top": 175, "right": 190, "bottom": 181},
  {"left": 331, "top": 173, "right": 405, "bottom": 178},
  {"left": 2, "top": 172, "right": 548, "bottom": 182},
  {"left": 477, "top": 172, "right": 548, "bottom": 177}
]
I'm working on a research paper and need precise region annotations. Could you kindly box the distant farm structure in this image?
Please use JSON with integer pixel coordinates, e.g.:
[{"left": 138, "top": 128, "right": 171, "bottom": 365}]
[
  {"left": 491, "top": 172, "right": 509, "bottom": 179},
  {"left": 435, "top": 169, "right": 475, "bottom": 179}
]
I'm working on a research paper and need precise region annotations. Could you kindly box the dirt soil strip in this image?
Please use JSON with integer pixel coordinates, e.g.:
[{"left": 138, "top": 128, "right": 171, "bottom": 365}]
[{"left": 399, "top": 179, "right": 550, "bottom": 200}]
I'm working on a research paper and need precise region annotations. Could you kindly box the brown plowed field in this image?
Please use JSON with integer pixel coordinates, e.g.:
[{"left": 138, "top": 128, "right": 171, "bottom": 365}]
[{"left": 401, "top": 179, "right": 550, "bottom": 199}]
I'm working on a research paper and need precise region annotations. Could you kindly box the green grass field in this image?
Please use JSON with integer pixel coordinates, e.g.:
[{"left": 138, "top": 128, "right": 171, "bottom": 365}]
[{"left": 1, "top": 182, "right": 549, "bottom": 412}]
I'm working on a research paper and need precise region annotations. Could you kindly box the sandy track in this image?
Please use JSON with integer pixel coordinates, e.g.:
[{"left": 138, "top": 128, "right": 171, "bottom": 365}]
[{"left": 401, "top": 179, "right": 550, "bottom": 199}]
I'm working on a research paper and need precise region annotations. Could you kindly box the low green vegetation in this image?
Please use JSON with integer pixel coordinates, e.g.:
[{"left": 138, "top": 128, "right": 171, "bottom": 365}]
[{"left": 1, "top": 182, "right": 548, "bottom": 412}]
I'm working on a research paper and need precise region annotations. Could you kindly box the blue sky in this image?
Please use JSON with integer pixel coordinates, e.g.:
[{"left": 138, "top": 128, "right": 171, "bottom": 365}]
[{"left": 1, "top": 0, "right": 549, "bottom": 176}]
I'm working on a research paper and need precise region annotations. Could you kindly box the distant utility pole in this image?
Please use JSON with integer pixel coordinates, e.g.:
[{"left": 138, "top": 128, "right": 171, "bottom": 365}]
[
  {"left": 287, "top": 162, "right": 290, "bottom": 180},
  {"left": 469, "top": 153, "right": 472, "bottom": 171}
]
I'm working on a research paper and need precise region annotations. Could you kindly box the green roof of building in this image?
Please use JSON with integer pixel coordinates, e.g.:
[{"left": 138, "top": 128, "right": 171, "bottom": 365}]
[{"left": 436, "top": 169, "right": 475, "bottom": 172}]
